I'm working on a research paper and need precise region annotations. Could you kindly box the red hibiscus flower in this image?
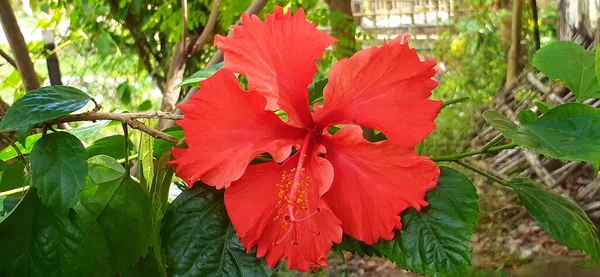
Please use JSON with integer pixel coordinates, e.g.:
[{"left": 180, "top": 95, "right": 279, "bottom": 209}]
[{"left": 170, "top": 6, "right": 442, "bottom": 272}]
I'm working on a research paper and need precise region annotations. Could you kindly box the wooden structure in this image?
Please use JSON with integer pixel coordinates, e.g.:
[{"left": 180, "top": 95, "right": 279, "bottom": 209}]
[{"left": 322, "top": 0, "right": 455, "bottom": 50}]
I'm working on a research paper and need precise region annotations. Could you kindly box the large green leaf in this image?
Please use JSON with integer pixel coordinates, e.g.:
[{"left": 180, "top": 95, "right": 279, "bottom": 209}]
[
  {"left": 533, "top": 41, "right": 600, "bottom": 101},
  {"left": 86, "top": 134, "right": 134, "bottom": 160},
  {"left": 483, "top": 103, "right": 600, "bottom": 168},
  {"left": 80, "top": 173, "right": 152, "bottom": 273},
  {"left": 0, "top": 189, "right": 110, "bottom": 277},
  {"left": 374, "top": 167, "right": 479, "bottom": 277},
  {"left": 138, "top": 120, "right": 154, "bottom": 192},
  {"left": 0, "top": 86, "right": 92, "bottom": 143},
  {"left": 162, "top": 185, "right": 271, "bottom": 277},
  {"left": 0, "top": 160, "right": 27, "bottom": 192},
  {"left": 87, "top": 155, "right": 126, "bottom": 185},
  {"left": 67, "top": 120, "right": 112, "bottom": 141},
  {"left": 176, "top": 62, "right": 224, "bottom": 88},
  {"left": 153, "top": 127, "right": 184, "bottom": 157},
  {"left": 507, "top": 178, "right": 600, "bottom": 266},
  {"left": 30, "top": 132, "right": 87, "bottom": 211},
  {"left": 0, "top": 134, "right": 42, "bottom": 161}
]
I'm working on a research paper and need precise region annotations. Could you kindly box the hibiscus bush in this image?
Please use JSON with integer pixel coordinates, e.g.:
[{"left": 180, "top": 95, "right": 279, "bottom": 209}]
[{"left": 0, "top": 7, "right": 599, "bottom": 277}]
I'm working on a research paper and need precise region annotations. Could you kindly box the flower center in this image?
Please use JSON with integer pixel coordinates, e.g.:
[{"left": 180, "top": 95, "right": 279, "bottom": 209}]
[{"left": 273, "top": 130, "right": 320, "bottom": 246}]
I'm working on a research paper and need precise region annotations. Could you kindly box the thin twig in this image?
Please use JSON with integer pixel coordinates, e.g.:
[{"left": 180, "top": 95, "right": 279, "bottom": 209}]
[
  {"left": 189, "top": 0, "right": 222, "bottom": 56},
  {"left": 454, "top": 160, "right": 509, "bottom": 186},
  {"left": 0, "top": 185, "right": 29, "bottom": 197},
  {"left": 0, "top": 47, "right": 17, "bottom": 69},
  {"left": 181, "top": 0, "right": 188, "bottom": 52},
  {"left": 39, "top": 112, "right": 183, "bottom": 144},
  {"left": 431, "top": 143, "right": 518, "bottom": 162},
  {"left": 47, "top": 111, "right": 183, "bottom": 123},
  {"left": 0, "top": 133, "right": 31, "bottom": 174}
]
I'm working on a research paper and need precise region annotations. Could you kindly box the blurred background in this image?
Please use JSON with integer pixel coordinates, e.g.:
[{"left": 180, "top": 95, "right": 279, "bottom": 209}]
[{"left": 1, "top": 0, "right": 599, "bottom": 276}]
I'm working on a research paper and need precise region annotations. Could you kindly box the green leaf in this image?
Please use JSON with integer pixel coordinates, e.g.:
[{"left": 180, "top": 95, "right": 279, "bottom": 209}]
[
  {"left": 31, "top": 132, "right": 87, "bottom": 211},
  {"left": 483, "top": 103, "right": 600, "bottom": 168},
  {"left": 517, "top": 110, "right": 538, "bottom": 124},
  {"left": 333, "top": 235, "right": 380, "bottom": 259},
  {"left": 0, "top": 196, "right": 20, "bottom": 217},
  {"left": 308, "top": 78, "right": 327, "bottom": 104},
  {"left": 374, "top": 167, "right": 479, "bottom": 277},
  {"left": 533, "top": 41, "right": 600, "bottom": 101},
  {"left": 176, "top": 62, "right": 224, "bottom": 88},
  {"left": 162, "top": 185, "right": 271, "bottom": 277},
  {"left": 0, "top": 86, "right": 91, "bottom": 143},
  {"left": 0, "top": 189, "right": 111, "bottom": 277},
  {"left": 87, "top": 134, "right": 134, "bottom": 160},
  {"left": 138, "top": 120, "right": 154, "bottom": 192},
  {"left": 153, "top": 127, "right": 184, "bottom": 157},
  {"left": 117, "top": 81, "right": 132, "bottom": 105},
  {"left": 534, "top": 101, "right": 555, "bottom": 114},
  {"left": 0, "top": 134, "right": 42, "bottom": 161},
  {"left": 80, "top": 174, "right": 152, "bottom": 273},
  {"left": 596, "top": 39, "right": 600, "bottom": 84},
  {"left": 67, "top": 120, "right": 111, "bottom": 141},
  {"left": 121, "top": 249, "right": 161, "bottom": 277},
  {"left": 507, "top": 178, "right": 600, "bottom": 266},
  {"left": 138, "top": 99, "right": 153, "bottom": 111},
  {"left": 87, "top": 155, "right": 126, "bottom": 184},
  {"left": 0, "top": 160, "right": 27, "bottom": 192}
]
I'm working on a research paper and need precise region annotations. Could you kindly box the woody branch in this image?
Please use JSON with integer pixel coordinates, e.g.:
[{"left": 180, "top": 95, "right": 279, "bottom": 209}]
[{"left": 43, "top": 112, "right": 183, "bottom": 144}]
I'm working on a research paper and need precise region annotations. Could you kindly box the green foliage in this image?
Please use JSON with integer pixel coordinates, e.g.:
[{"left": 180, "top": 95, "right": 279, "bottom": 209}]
[
  {"left": 375, "top": 167, "right": 479, "bottom": 277},
  {"left": 0, "top": 134, "right": 41, "bottom": 161},
  {"left": 138, "top": 122, "right": 155, "bottom": 192},
  {"left": 153, "top": 127, "right": 184, "bottom": 157},
  {"left": 87, "top": 155, "right": 126, "bottom": 185},
  {"left": 483, "top": 103, "right": 600, "bottom": 169},
  {"left": 507, "top": 179, "right": 600, "bottom": 266},
  {"left": 0, "top": 86, "right": 91, "bottom": 143},
  {"left": 177, "top": 62, "right": 224, "bottom": 88},
  {"left": 162, "top": 185, "right": 272, "bottom": 277},
  {"left": 0, "top": 161, "right": 27, "bottom": 192},
  {"left": 0, "top": 189, "right": 111, "bottom": 277},
  {"left": 80, "top": 163, "right": 152, "bottom": 273},
  {"left": 533, "top": 41, "right": 600, "bottom": 101},
  {"left": 31, "top": 132, "right": 88, "bottom": 211},
  {"left": 86, "top": 135, "right": 135, "bottom": 160}
]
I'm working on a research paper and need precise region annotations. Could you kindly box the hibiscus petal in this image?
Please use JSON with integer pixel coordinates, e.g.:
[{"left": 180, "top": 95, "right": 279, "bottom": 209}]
[
  {"left": 170, "top": 68, "right": 305, "bottom": 189},
  {"left": 313, "top": 35, "right": 442, "bottom": 148},
  {"left": 215, "top": 7, "right": 336, "bottom": 128},
  {"left": 319, "top": 125, "right": 439, "bottom": 244},
  {"left": 224, "top": 147, "right": 342, "bottom": 272}
]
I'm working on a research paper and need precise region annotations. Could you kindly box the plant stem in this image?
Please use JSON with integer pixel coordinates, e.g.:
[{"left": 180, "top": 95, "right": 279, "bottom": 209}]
[
  {"left": 442, "top": 96, "right": 470, "bottom": 108},
  {"left": 482, "top": 135, "right": 504, "bottom": 151},
  {"left": 117, "top": 154, "right": 139, "bottom": 164},
  {"left": 0, "top": 185, "right": 29, "bottom": 197},
  {"left": 0, "top": 133, "right": 30, "bottom": 174},
  {"left": 431, "top": 143, "right": 518, "bottom": 162},
  {"left": 454, "top": 160, "right": 508, "bottom": 186}
]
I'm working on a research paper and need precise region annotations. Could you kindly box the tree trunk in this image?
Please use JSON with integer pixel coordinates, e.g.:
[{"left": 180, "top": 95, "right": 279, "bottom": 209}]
[
  {"left": 0, "top": 0, "right": 41, "bottom": 91},
  {"left": 325, "top": 0, "right": 356, "bottom": 59},
  {"left": 505, "top": 0, "right": 523, "bottom": 87}
]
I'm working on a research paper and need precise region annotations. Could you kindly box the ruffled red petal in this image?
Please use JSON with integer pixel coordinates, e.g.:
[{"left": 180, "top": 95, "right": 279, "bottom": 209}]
[
  {"left": 313, "top": 35, "right": 442, "bottom": 148},
  {"left": 319, "top": 125, "right": 439, "bottom": 244},
  {"left": 169, "top": 68, "right": 305, "bottom": 189},
  {"left": 215, "top": 7, "right": 336, "bottom": 128},
  {"left": 224, "top": 146, "right": 342, "bottom": 272}
]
